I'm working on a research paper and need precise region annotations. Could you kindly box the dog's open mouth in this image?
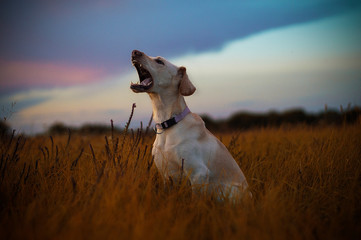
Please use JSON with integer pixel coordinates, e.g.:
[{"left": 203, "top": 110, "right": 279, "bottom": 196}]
[{"left": 130, "top": 61, "right": 153, "bottom": 92}]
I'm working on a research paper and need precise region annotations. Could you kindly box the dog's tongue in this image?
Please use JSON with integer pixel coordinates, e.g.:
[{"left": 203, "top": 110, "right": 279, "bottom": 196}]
[{"left": 141, "top": 78, "right": 152, "bottom": 86}]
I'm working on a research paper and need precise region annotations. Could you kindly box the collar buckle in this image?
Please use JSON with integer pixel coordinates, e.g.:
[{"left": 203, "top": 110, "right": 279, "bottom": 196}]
[{"left": 153, "top": 123, "right": 164, "bottom": 134}]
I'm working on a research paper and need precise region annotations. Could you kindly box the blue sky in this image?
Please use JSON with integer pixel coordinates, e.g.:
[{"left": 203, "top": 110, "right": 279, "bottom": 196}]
[{"left": 1, "top": 0, "right": 361, "bottom": 134}]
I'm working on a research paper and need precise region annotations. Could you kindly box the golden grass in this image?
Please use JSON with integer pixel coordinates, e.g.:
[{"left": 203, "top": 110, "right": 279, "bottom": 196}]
[{"left": 0, "top": 124, "right": 360, "bottom": 240}]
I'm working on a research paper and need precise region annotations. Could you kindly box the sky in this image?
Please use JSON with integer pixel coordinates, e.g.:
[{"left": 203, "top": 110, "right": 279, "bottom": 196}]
[{"left": 1, "top": 0, "right": 361, "bottom": 134}]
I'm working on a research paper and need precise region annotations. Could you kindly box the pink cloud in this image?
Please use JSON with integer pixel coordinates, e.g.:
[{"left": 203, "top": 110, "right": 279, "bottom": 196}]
[{"left": 0, "top": 60, "right": 107, "bottom": 90}]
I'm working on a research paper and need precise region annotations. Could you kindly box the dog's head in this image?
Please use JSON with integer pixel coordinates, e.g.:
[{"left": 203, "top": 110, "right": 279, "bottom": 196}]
[{"left": 130, "top": 50, "right": 196, "bottom": 96}]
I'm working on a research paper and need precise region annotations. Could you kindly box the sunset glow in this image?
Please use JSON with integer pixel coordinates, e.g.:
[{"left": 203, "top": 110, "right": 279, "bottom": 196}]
[{"left": 1, "top": 0, "right": 360, "bottom": 134}]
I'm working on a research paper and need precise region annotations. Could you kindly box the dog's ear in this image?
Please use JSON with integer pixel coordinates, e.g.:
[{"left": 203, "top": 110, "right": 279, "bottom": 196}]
[{"left": 178, "top": 67, "right": 196, "bottom": 96}]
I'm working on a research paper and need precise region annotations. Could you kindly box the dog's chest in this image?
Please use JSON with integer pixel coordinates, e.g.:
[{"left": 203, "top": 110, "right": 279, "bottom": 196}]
[{"left": 152, "top": 135, "right": 182, "bottom": 177}]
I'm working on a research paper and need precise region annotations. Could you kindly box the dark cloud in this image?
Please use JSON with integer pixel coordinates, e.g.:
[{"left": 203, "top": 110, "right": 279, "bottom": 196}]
[{"left": 0, "top": 0, "right": 360, "bottom": 75}]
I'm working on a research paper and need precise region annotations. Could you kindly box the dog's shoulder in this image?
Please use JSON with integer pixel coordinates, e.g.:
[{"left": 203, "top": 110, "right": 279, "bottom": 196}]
[
  {"left": 181, "top": 113, "right": 209, "bottom": 139},
  {"left": 188, "top": 113, "right": 206, "bottom": 128}
]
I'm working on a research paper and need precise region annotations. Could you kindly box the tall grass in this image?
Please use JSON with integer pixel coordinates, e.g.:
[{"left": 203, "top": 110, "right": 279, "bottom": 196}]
[{"left": 0, "top": 121, "right": 360, "bottom": 239}]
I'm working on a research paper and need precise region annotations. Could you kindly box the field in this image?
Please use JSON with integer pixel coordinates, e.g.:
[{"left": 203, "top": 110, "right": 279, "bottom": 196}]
[{"left": 1, "top": 123, "right": 361, "bottom": 239}]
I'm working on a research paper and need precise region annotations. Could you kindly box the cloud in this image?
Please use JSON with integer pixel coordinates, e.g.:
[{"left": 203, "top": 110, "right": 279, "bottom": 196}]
[
  {"left": 3, "top": 5, "right": 361, "bottom": 134},
  {"left": 6, "top": 72, "right": 153, "bottom": 134},
  {"left": 169, "top": 8, "right": 361, "bottom": 114},
  {"left": 0, "top": 60, "right": 107, "bottom": 93},
  {"left": 1, "top": 0, "right": 359, "bottom": 76}
]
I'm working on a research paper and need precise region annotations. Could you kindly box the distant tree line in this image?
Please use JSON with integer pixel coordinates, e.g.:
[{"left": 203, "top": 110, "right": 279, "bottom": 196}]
[
  {"left": 1, "top": 106, "right": 360, "bottom": 136},
  {"left": 45, "top": 106, "right": 361, "bottom": 134},
  {"left": 201, "top": 107, "right": 360, "bottom": 132},
  {"left": 46, "top": 122, "right": 123, "bottom": 135},
  {"left": 0, "top": 121, "right": 12, "bottom": 138}
]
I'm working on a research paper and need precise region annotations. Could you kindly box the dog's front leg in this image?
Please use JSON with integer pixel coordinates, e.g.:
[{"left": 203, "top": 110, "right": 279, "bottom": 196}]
[{"left": 185, "top": 164, "right": 212, "bottom": 194}]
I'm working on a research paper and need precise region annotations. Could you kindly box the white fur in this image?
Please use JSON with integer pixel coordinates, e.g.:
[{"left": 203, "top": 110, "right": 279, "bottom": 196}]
[{"left": 131, "top": 50, "right": 250, "bottom": 198}]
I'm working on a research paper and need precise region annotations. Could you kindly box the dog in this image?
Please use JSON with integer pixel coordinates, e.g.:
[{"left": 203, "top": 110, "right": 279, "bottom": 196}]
[{"left": 130, "top": 50, "right": 250, "bottom": 199}]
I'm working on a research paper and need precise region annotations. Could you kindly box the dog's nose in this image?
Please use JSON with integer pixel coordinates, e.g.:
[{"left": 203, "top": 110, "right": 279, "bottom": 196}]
[{"left": 132, "top": 50, "right": 143, "bottom": 58}]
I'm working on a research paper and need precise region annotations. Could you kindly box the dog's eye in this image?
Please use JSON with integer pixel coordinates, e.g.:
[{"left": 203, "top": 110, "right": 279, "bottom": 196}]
[{"left": 155, "top": 59, "right": 164, "bottom": 65}]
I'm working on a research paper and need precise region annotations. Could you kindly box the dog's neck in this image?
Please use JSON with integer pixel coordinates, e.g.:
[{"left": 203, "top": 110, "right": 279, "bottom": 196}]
[{"left": 148, "top": 92, "right": 187, "bottom": 123}]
